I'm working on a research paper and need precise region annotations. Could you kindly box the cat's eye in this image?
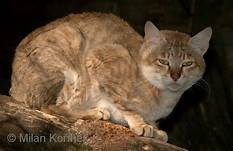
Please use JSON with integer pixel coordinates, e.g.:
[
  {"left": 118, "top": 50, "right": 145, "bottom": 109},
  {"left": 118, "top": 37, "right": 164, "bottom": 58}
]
[
  {"left": 182, "top": 61, "right": 193, "bottom": 67},
  {"left": 158, "top": 59, "right": 169, "bottom": 65}
]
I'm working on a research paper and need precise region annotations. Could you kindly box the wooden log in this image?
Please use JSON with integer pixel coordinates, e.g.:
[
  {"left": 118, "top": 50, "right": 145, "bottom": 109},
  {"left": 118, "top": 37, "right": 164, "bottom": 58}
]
[{"left": 0, "top": 95, "right": 187, "bottom": 151}]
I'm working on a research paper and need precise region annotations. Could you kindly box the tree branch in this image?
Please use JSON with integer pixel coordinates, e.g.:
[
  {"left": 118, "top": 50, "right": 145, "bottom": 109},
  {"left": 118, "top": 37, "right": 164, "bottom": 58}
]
[{"left": 0, "top": 95, "right": 188, "bottom": 151}]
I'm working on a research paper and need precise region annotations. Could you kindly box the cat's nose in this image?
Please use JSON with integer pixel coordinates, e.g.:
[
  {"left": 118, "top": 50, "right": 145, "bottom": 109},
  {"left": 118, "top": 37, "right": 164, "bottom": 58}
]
[{"left": 170, "top": 71, "right": 181, "bottom": 82}]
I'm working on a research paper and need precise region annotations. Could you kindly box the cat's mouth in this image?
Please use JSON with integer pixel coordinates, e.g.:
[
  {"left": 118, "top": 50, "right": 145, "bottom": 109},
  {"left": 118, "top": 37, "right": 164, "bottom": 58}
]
[{"left": 167, "top": 83, "right": 182, "bottom": 92}]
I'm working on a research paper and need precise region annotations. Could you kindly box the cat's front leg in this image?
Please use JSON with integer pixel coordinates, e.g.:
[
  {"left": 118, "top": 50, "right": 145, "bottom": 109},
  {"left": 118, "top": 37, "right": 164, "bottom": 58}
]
[
  {"left": 124, "top": 112, "right": 168, "bottom": 141},
  {"left": 123, "top": 112, "right": 154, "bottom": 137},
  {"left": 153, "top": 128, "right": 168, "bottom": 142},
  {"left": 45, "top": 104, "right": 111, "bottom": 121},
  {"left": 148, "top": 121, "right": 168, "bottom": 142}
]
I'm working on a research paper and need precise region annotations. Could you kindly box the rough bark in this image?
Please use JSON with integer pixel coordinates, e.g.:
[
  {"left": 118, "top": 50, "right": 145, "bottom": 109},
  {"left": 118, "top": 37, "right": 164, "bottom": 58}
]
[{"left": 0, "top": 95, "right": 187, "bottom": 151}]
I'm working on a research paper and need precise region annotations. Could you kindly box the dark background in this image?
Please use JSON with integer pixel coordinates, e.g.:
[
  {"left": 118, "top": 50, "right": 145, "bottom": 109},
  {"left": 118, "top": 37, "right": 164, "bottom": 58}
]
[{"left": 0, "top": 0, "right": 232, "bottom": 150}]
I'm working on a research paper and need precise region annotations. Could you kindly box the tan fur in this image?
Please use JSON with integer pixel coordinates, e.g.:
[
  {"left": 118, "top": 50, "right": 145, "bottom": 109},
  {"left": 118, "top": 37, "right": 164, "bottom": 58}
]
[{"left": 10, "top": 13, "right": 211, "bottom": 141}]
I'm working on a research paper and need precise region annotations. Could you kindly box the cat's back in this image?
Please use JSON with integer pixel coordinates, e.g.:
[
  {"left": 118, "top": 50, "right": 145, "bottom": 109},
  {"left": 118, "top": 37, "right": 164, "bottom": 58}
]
[
  {"left": 16, "top": 12, "right": 142, "bottom": 53},
  {"left": 68, "top": 13, "right": 142, "bottom": 49},
  {"left": 10, "top": 12, "right": 142, "bottom": 107}
]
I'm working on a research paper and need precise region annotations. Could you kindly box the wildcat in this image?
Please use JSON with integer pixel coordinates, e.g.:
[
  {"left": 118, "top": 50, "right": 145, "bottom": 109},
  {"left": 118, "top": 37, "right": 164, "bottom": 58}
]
[{"left": 10, "top": 12, "right": 212, "bottom": 141}]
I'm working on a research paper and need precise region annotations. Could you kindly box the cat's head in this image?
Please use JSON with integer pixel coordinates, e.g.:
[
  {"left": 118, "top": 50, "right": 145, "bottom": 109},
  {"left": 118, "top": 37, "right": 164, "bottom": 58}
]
[{"left": 140, "top": 21, "right": 212, "bottom": 92}]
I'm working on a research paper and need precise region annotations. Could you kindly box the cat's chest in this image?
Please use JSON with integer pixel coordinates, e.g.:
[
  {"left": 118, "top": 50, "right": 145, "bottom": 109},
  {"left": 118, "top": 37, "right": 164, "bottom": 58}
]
[{"left": 146, "top": 91, "right": 182, "bottom": 121}]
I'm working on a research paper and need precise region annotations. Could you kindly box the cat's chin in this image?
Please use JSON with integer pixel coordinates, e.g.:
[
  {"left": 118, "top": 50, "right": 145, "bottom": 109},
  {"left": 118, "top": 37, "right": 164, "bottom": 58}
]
[
  {"left": 167, "top": 83, "right": 182, "bottom": 92},
  {"left": 167, "top": 87, "right": 181, "bottom": 92}
]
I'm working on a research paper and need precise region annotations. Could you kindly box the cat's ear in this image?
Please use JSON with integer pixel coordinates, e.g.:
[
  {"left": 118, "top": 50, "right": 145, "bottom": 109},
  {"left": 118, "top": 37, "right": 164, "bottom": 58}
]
[
  {"left": 189, "top": 27, "right": 212, "bottom": 56},
  {"left": 144, "top": 21, "right": 163, "bottom": 42}
]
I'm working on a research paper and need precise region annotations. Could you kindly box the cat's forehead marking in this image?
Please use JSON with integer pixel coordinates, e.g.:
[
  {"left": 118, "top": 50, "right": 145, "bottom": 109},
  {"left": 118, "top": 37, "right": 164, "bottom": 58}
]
[
  {"left": 159, "top": 30, "right": 193, "bottom": 59},
  {"left": 166, "top": 39, "right": 188, "bottom": 50},
  {"left": 161, "top": 30, "right": 190, "bottom": 48},
  {"left": 162, "top": 45, "right": 192, "bottom": 60}
]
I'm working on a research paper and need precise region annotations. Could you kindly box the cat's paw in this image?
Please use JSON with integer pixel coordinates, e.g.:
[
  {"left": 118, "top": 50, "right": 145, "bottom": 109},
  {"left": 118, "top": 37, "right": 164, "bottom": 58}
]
[
  {"left": 95, "top": 108, "right": 111, "bottom": 120},
  {"left": 131, "top": 124, "right": 154, "bottom": 137},
  {"left": 153, "top": 129, "right": 168, "bottom": 142}
]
